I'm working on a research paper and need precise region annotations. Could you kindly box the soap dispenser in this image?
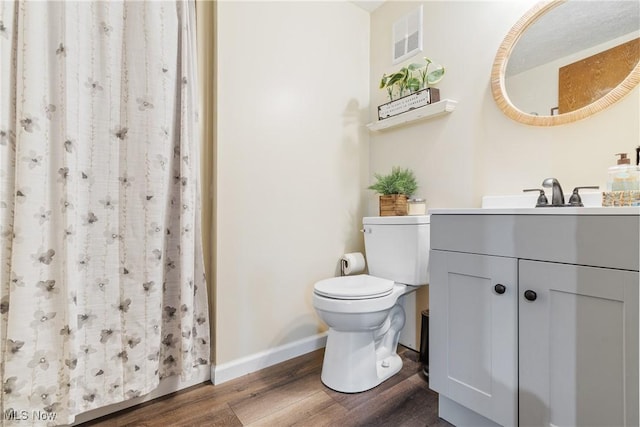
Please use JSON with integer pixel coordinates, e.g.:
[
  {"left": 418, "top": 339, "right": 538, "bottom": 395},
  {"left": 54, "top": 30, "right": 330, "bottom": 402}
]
[{"left": 607, "top": 153, "right": 640, "bottom": 191}]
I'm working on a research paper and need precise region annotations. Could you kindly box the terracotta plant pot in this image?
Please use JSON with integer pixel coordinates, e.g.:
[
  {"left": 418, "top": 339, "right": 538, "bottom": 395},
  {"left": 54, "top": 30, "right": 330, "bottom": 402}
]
[{"left": 379, "top": 194, "right": 408, "bottom": 216}]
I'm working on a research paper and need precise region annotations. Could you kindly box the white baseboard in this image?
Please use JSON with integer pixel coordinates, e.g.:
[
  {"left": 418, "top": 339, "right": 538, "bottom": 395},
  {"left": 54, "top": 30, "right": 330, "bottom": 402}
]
[
  {"left": 212, "top": 332, "right": 327, "bottom": 385},
  {"left": 72, "top": 365, "right": 210, "bottom": 425}
]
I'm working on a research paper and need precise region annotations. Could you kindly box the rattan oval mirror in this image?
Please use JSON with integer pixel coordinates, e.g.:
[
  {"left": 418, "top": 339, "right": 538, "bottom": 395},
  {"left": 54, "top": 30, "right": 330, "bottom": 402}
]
[{"left": 491, "top": 0, "right": 640, "bottom": 126}]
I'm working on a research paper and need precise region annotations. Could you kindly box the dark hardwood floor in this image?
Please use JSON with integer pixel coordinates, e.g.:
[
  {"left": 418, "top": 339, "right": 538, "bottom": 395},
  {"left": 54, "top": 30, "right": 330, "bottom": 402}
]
[{"left": 82, "top": 346, "right": 452, "bottom": 427}]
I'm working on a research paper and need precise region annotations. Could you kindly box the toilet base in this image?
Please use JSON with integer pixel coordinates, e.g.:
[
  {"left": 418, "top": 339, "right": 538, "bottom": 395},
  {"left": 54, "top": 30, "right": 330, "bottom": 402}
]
[{"left": 320, "top": 329, "right": 403, "bottom": 393}]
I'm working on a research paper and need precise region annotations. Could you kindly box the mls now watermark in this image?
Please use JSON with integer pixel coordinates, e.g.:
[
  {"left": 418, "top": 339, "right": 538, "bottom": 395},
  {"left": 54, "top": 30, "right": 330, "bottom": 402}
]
[{"left": 3, "top": 409, "right": 57, "bottom": 422}]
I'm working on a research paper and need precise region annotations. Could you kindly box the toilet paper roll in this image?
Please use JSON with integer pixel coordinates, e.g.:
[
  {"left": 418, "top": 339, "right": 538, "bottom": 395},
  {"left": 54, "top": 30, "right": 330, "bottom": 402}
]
[{"left": 341, "top": 252, "right": 366, "bottom": 275}]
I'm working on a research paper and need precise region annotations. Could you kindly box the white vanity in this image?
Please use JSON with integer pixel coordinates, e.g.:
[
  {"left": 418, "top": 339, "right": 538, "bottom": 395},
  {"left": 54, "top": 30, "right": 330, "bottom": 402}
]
[{"left": 429, "top": 207, "right": 640, "bottom": 427}]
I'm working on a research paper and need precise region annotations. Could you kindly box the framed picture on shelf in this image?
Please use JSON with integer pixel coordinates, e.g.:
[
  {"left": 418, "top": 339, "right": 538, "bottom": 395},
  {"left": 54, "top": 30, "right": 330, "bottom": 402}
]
[{"left": 550, "top": 107, "right": 559, "bottom": 116}]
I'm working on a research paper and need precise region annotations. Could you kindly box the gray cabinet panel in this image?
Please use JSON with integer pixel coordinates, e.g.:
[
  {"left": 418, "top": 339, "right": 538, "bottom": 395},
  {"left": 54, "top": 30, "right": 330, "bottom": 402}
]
[
  {"left": 519, "top": 260, "right": 639, "bottom": 427},
  {"left": 431, "top": 214, "right": 639, "bottom": 270},
  {"left": 430, "top": 250, "right": 518, "bottom": 427},
  {"left": 430, "top": 212, "right": 640, "bottom": 426}
]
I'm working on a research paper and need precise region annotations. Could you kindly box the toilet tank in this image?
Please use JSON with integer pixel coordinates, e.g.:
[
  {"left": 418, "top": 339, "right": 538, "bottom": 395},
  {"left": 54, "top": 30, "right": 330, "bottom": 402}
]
[{"left": 362, "top": 215, "right": 430, "bottom": 285}]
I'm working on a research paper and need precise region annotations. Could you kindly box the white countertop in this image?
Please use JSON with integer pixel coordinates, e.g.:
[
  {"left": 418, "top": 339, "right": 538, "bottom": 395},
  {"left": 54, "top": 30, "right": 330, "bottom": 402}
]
[{"left": 429, "top": 207, "right": 640, "bottom": 216}]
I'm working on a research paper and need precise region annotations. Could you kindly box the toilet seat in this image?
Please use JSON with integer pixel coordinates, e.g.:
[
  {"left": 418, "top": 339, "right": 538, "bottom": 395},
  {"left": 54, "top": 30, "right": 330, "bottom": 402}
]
[{"left": 314, "top": 274, "right": 394, "bottom": 300}]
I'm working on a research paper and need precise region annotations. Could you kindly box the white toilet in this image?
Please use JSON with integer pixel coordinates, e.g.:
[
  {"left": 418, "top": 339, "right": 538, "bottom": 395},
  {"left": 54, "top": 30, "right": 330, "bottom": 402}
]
[{"left": 313, "top": 215, "right": 430, "bottom": 393}]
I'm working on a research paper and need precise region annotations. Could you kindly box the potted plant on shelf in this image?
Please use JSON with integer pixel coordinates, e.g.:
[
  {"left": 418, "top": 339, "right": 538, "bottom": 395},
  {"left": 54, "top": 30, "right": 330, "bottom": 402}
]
[
  {"left": 379, "top": 57, "right": 445, "bottom": 101},
  {"left": 378, "top": 57, "right": 445, "bottom": 120},
  {"left": 368, "top": 166, "right": 418, "bottom": 216}
]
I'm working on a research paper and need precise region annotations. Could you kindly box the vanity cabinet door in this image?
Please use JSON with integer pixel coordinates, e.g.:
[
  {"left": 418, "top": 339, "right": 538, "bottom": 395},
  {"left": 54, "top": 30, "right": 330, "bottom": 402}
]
[
  {"left": 519, "top": 260, "right": 639, "bottom": 427},
  {"left": 430, "top": 250, "right": 518, "bottom": 427}
]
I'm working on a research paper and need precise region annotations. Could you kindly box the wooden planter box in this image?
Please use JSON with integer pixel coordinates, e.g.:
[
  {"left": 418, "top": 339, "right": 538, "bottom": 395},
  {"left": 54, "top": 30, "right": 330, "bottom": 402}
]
[
  {"left": 378, "top": 87, "right": 440, "bottom": 120},
  {"left": 379, "top": 194, "right": 408, "bottom": 216}
]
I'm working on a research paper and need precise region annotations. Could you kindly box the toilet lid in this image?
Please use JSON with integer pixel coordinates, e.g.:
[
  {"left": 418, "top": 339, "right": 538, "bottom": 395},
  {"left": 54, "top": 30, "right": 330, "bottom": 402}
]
[{"left": 314, "top": 274, "right": 394, "bottom": 299}]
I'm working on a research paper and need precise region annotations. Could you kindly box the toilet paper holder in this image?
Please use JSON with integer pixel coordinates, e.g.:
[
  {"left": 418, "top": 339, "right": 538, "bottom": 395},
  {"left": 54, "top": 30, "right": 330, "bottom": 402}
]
[
  {"left": 340, "top": 259, "right": 348, "bottom": 276},
  {"left": 340, "top": 252, "right": 366, "bottom": 276}
]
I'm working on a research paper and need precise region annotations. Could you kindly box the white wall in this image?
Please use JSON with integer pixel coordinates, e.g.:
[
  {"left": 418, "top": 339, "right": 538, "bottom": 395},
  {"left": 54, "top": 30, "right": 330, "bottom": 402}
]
[
  {"left": 370, "top": 1, "right": 640, "bottom": 210},
  {"left": 214, "top": 0, "right": 640, "bottom": 371},
  {"left": 216, "top": 1, "right": 370, "bottom": 365}
]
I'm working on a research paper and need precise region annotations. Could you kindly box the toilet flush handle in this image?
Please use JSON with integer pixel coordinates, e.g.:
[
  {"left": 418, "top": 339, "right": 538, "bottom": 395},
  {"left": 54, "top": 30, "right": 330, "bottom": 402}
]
[{"left": 360, "top": 228, "right": 372, "bottom": 234}]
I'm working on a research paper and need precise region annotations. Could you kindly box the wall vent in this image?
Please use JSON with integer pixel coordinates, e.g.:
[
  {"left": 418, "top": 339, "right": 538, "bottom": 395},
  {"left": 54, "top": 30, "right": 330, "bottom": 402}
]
[{"left": 392, "top": 5, "right": 423, "bottom": 64}]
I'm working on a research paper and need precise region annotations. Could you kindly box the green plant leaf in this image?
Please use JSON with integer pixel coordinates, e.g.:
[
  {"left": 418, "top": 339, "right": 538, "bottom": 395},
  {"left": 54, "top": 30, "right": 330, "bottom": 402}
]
[
  {"left": 407, "top": 77, "right": 421, "bottom": 92},
  {"left": 368, "top": 166, "right": 418, "bottom": 196},
  {"left": 427, "top": 65, "right": 445, "bottom": 85},
  {"left": 379, "top": 74, "right": 388, "bottom": 89},
  {"left": 397, "top": 68, "right": 409, "bottom": 82},
  {"left": 386, "top": 72, "right": 404, "bottom": 87}
]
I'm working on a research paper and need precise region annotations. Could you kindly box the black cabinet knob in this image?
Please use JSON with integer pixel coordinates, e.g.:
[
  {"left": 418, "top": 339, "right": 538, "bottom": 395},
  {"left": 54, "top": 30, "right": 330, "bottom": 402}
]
[
  {"left": 494, "top": 284, "right": 506, "bottom": 294},
  {"left": 524, "top": 290, "right": 537, "bottom": 301}
]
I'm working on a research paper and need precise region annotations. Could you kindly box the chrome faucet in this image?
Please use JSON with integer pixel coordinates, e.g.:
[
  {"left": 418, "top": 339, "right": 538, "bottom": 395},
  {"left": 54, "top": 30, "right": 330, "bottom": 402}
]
[
  {"left": 542, "top": 178, "right": 564, "bottom": 206},
  {"left": 526, "top": 179, "right": 599, "bottom": 207}
]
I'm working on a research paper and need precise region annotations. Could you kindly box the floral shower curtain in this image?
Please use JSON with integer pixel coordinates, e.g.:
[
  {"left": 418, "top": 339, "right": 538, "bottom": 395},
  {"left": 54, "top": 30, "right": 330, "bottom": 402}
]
[{"left": 0, "top": 1, "right": 210, "bottom": 425}]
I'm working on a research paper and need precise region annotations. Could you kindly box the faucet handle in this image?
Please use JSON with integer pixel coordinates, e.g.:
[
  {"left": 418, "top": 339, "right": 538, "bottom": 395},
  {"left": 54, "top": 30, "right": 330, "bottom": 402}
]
[
  {"left": 568, "top": 186, "right": 600, "bottom": 207},
  {"left": 523, "top": 188, "right": 548, "bottom": 207}
]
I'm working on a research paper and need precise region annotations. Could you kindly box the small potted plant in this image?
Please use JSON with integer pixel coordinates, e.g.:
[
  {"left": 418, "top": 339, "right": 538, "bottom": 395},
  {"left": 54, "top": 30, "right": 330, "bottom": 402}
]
[
  {"left": 368, "top": 166, "right": 418, "bottom": 216},
  {"left": 379, "top": 57, "right": 445, "bottom": 101},
  {"left": 377, "top": 57, "right": 445, "bottom": 120}
]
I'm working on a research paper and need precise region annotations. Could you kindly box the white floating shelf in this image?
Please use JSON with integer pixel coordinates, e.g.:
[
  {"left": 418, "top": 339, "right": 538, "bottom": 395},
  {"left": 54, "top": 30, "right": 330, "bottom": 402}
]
[{"left": 366, "top": 99, "right": 457, "bottom": 132}]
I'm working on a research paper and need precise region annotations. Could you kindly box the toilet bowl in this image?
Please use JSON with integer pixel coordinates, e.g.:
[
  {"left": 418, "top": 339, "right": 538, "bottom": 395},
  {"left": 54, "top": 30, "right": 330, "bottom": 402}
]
[
  {"left": 313, "top": 215, "right": 430, "bottom": 393},
  {"left": 313, "top": 275, "right": 415, "bottom": 393}
]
